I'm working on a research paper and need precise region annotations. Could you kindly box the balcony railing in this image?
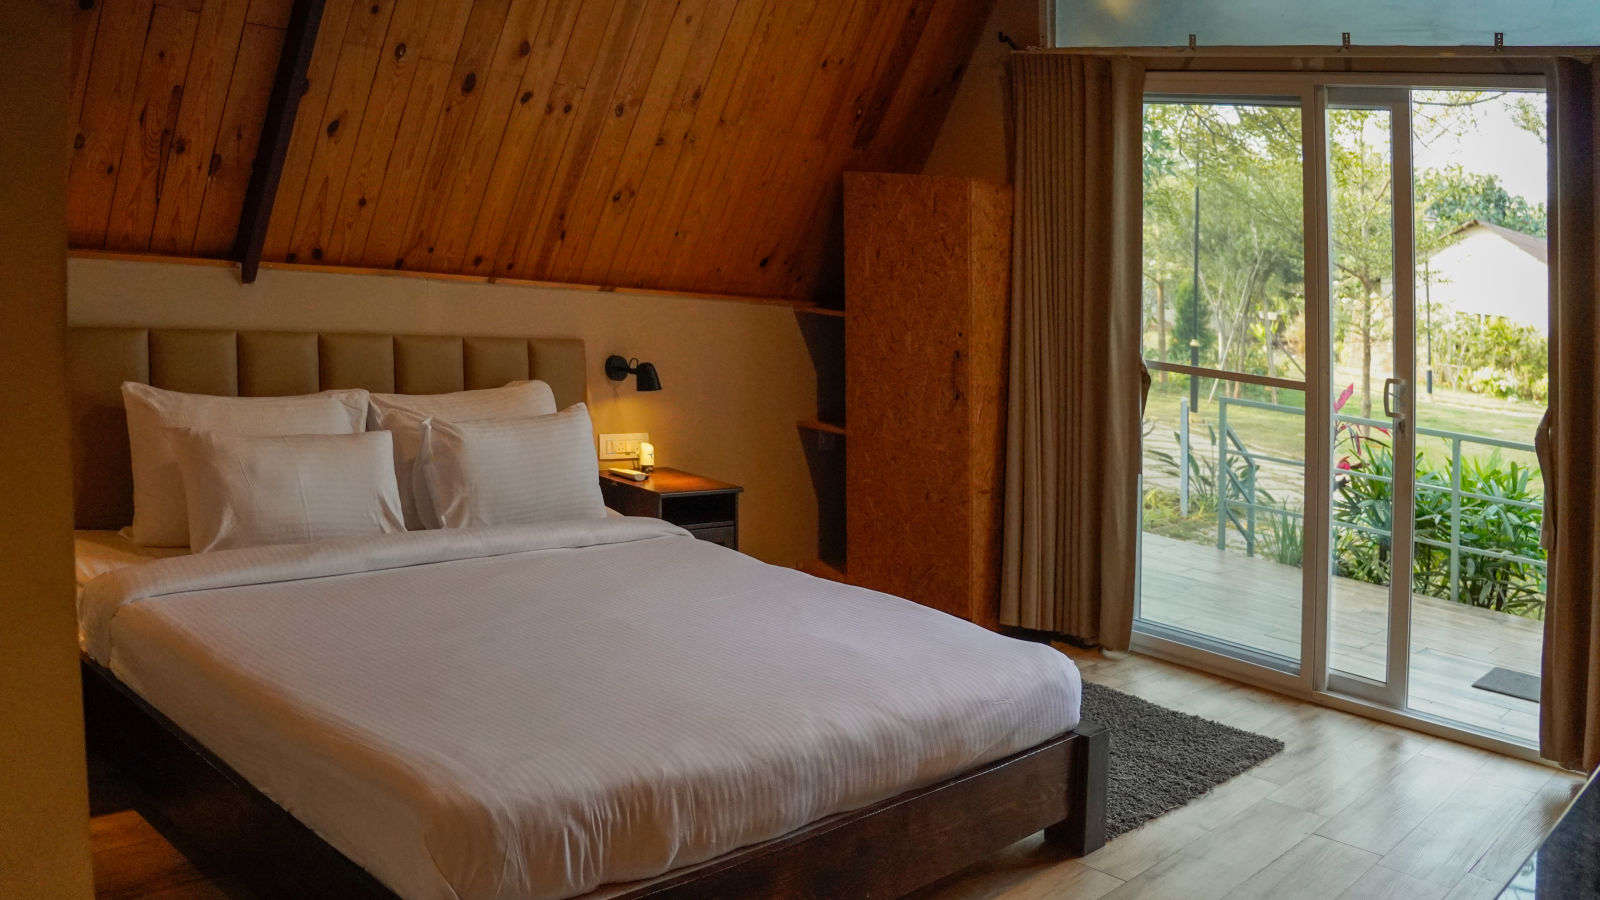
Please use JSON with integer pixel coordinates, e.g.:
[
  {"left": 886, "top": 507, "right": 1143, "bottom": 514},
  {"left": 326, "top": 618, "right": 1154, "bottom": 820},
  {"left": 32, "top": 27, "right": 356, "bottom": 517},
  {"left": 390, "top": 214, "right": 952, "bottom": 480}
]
[{"left": 1184, "top": 396, "right": 1547, "bottom": 607}]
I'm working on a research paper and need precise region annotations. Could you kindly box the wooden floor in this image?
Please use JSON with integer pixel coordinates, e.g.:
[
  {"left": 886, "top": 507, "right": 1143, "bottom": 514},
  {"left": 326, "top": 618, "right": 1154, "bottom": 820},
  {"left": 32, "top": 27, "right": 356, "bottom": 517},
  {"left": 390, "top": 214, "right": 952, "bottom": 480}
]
[
  {"left": 1140, "top": 533, "right": 1544, "bottom": 744},
  {"left": 92, "top": 646, "right": 1580, "bottom": 900},
  {"left": 912, "top": 646, "right": 1581, "bottom": 900}
]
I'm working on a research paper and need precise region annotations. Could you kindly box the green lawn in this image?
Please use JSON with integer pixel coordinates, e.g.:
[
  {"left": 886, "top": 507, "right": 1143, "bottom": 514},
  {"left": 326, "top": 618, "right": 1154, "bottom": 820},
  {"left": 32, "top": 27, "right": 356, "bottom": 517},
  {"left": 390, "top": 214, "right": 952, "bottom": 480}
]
[{"left": 1143, "top": 372, "right": 1543, "bottom": 490}]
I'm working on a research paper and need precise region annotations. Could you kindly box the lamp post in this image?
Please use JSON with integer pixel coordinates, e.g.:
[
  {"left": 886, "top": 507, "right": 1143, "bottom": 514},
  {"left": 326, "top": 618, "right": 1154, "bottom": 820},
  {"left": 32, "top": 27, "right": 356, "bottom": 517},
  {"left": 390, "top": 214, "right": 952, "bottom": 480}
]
[{"left": 1190, "top": 142, "right": 1201, "bottom": 409}]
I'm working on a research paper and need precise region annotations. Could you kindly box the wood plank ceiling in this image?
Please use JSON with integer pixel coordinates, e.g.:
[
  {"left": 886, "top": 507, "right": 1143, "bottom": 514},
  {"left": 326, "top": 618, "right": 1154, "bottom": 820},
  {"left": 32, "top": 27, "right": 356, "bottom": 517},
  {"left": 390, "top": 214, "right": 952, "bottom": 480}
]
[{"left": 67, "top": 0, "right": 995, "bottom": 301}]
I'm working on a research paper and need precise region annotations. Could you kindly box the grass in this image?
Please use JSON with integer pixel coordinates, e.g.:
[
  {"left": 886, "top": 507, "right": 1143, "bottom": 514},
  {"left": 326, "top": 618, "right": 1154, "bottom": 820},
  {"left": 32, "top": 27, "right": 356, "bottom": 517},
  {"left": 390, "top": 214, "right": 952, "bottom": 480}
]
[{"left": 1144, "top": 371, "right": 1544, "bottom": 490}]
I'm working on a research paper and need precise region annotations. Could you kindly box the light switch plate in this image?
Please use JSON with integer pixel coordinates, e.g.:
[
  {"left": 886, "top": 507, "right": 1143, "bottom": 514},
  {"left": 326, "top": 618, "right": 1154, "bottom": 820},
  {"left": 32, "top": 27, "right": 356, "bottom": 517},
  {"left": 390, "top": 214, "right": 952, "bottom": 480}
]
[{"left": 599, "top": 432, "right": 649, "bottom": 460}]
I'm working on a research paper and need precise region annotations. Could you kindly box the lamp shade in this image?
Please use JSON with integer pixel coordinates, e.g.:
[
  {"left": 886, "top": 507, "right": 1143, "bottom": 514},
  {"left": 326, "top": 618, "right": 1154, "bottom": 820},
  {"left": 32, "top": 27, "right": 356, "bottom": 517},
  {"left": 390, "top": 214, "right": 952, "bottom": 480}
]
[
  {"left": 634, "top": 362, "right": 662, "bottom": 391},
  {"left": 604, "top": 355, "right": 662, "bottom": 392}
]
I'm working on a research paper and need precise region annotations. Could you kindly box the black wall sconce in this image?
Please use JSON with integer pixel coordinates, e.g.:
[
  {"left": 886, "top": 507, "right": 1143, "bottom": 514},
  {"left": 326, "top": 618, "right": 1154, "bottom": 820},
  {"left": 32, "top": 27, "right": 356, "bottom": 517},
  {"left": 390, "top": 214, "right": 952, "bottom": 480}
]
[{"left": 605, "top": 355, "right": 662, "bottom": 391}]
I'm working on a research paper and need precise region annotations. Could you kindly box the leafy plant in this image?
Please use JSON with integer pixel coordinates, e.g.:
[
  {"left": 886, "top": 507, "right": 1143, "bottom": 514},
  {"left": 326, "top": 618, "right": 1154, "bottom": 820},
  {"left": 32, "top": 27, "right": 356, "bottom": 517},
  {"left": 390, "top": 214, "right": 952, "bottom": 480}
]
[
  {"left": 1258, "top": 508, "right": 1305, "bottom": 567},
  {"left": 1330, "top": 422, "right": 1547, "bottom": 618}
]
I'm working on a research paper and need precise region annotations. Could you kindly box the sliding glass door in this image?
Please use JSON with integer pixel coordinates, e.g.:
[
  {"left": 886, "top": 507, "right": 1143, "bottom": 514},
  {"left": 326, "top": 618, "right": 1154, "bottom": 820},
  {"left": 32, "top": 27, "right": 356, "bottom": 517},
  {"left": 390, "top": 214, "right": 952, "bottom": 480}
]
[
  {"left": 1136, "top": 94, "right": 1311, "bottom": 674},
  {"left": 1135, "top": 75, "right": 1550, "bottom": 750},
  {"left": 1323, "top": 88, "right": 1417, "bottom": 709}
]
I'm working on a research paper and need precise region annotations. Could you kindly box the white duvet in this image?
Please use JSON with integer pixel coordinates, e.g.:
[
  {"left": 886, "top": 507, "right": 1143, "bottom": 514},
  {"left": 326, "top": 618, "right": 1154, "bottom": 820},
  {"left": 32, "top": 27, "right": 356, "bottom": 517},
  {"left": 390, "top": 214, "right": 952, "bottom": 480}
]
[{"left": 80, "top": 518, "right": 1082, "bottom": 900}]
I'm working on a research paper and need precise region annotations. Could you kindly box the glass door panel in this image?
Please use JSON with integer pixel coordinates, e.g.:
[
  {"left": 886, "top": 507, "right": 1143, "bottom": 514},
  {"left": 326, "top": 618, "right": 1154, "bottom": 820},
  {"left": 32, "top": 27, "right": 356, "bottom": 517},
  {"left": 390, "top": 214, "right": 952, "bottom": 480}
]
[
  {"left": 1324, "top": 93, "right": 1413, "bottom": 699},
  {"left": 1137, "top": 96, "right": 1308, "bottom": 673},
  {"left": 1406, "top": 89, "right": 1549, "bottom": 744},
  {"left": 1137, "top": 74, "right": 1551, "bottom": 751}
]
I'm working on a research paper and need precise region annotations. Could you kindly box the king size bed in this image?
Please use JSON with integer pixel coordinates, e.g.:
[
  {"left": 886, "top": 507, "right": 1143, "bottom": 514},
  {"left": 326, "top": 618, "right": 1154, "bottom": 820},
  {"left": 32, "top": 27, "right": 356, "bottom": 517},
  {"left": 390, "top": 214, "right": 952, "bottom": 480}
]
[{"left": 69, "top": 327, "right": 1106, "bottom": 900}]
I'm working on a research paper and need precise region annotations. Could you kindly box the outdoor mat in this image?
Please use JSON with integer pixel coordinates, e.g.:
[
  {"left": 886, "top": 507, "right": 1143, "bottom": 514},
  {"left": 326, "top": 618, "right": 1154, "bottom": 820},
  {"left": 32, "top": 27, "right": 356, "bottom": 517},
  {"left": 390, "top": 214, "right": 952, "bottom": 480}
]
[{"left": 1472, "top": 666, "right": 1541, "bottom": 703}]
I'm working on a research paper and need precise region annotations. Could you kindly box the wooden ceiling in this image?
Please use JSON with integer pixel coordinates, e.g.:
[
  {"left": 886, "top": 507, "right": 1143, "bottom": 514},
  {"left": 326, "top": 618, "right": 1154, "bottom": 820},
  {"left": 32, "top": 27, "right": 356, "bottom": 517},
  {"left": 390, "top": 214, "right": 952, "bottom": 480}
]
[{"left": 67, "top": 0, "right": 995, "bottom": 301}]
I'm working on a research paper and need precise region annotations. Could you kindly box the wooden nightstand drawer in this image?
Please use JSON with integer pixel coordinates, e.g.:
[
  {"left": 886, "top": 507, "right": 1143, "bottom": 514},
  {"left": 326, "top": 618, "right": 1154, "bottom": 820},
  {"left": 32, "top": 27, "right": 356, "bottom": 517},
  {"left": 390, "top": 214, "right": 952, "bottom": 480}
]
[{"left": 686, "top": 524, "right": 738, "bottom": 549}]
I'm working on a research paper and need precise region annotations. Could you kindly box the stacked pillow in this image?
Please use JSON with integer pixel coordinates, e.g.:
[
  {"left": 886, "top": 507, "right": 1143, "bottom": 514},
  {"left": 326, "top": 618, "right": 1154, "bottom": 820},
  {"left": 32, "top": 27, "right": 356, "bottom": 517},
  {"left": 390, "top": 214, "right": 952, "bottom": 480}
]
[
  {"left": 367, "top": 381, "right": 557, "bottom": 529},
  {"left": 121, "top": 380, "right": 605, "bottom": 554}
]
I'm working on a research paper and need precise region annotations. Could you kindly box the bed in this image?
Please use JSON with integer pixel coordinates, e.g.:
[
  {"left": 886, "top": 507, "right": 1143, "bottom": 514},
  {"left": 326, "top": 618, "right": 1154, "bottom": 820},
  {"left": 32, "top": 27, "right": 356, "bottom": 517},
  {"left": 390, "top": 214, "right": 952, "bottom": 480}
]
[{"left": 70, "top": 327, "right": 1107, "bottom": 900}]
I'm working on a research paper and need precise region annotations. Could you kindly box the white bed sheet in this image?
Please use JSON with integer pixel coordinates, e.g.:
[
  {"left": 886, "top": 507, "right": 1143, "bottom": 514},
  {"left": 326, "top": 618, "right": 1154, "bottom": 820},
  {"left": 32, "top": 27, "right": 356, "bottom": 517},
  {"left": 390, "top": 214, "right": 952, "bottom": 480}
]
[{"left": 80, "top": 518, "right": 1081, "bottom": 900}]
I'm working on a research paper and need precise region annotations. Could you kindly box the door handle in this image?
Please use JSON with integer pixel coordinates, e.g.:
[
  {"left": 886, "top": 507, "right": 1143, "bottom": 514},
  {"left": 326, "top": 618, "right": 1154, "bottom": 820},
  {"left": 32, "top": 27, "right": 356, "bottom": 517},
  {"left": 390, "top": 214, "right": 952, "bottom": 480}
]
[{"left": 1383, "top": 377, "right": 1402, "bottom": 419}]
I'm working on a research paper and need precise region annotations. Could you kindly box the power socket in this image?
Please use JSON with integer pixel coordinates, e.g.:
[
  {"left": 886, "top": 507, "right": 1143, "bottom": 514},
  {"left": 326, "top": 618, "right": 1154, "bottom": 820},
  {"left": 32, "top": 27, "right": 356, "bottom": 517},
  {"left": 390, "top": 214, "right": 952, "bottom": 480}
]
[{"left": 598, "top": 432, "right": 649, "bottom": 460}]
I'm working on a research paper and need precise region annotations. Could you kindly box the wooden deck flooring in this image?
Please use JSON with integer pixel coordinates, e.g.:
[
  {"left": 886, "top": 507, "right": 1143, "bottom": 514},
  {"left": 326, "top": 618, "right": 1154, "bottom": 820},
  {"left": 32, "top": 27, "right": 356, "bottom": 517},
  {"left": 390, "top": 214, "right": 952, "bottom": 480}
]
[{"left": 1138, "top": 533, "right": 1544, "bottom": 744}]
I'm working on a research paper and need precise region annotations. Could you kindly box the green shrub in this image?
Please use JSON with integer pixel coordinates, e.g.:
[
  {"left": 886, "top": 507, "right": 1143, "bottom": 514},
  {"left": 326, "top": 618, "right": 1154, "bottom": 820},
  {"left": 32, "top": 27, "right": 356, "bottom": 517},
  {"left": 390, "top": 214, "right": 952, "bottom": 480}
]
[{"left": 1333, "top": 431, "right": 1546, "bottom": 619}]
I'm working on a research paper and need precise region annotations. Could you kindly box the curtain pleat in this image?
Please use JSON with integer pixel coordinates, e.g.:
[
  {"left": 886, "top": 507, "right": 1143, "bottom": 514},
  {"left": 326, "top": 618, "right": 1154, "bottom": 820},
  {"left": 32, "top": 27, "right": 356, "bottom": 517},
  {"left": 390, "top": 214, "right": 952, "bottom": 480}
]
[
  {"left": 1001, "top": 54, "right": 1144, "bottom": 648},
  {"left": 1541, "top": 58, "right": 1600, "bottom": 772}
]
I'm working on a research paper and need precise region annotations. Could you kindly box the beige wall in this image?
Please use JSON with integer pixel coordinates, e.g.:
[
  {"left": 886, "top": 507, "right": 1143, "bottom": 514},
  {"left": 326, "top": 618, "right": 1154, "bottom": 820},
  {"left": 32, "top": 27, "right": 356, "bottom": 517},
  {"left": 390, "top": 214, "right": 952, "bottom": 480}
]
[
  {"left": 922, "top": 0, "right": 1044, "bottom": 182},
  {"left": 0, "top": 1, "right": 95, "bottom": 898},
  {"left": 68, "top": 258, "right": 819, "bottom": 566}
]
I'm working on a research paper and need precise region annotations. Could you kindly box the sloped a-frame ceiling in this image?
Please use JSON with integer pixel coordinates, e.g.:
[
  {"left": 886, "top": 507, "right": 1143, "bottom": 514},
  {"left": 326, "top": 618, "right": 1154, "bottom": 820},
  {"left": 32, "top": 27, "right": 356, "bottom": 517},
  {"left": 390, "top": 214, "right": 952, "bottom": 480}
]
[{"left": 67, "top": 0, "right": 997, "bottom": 301}]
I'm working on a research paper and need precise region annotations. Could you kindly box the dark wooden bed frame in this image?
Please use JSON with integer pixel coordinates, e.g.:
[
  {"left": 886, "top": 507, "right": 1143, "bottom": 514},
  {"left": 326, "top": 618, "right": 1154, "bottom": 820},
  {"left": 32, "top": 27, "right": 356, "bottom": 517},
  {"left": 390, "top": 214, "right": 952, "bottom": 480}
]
[{"left": 84, "top": 658, "right": 1108, "bottom": 899}]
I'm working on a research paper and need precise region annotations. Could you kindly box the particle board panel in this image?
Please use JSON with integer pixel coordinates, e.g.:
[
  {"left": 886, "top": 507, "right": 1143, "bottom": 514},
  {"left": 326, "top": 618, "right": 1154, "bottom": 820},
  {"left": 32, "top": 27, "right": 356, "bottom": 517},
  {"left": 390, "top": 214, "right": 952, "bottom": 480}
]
[
  {"left": 964, "top": 178, "right": 1013, "bottom": 632},
  {"left": 844, "top": 172, "right": 1010, "bottom": 627}
]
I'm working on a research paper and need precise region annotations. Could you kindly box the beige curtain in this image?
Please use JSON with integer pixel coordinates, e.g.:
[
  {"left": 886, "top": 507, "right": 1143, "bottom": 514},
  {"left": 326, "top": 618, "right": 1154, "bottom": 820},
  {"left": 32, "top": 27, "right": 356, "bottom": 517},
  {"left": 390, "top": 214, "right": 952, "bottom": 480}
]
[
  {"left": 1000, "top": 54, "right": 1144, "bottom": 648},
  {"left": 1541, "top": 58, "right": 1600, "bottom": 772}
]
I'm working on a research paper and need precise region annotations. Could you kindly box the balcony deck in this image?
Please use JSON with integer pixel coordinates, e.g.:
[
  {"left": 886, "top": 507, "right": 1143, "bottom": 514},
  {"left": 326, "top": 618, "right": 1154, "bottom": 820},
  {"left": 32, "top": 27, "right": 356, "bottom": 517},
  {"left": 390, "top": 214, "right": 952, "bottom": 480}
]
[{"left": 1138, "top": 532, "right": 1543, "bottom": 744}]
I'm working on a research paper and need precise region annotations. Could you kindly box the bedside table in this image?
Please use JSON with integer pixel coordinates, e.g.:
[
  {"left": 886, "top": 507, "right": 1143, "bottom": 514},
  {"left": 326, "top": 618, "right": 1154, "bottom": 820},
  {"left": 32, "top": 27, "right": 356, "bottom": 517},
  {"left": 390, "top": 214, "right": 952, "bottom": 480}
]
[{"left": 598, "top": 467, "right": 743, "bottom": 550}]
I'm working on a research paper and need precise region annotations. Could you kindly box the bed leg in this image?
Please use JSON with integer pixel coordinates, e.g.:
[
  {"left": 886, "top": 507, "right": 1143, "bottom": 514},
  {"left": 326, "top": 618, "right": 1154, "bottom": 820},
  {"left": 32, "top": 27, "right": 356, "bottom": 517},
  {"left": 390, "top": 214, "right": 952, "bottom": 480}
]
[{"left": 1044, "top": 722, "right": 1108, "bottom": 856}]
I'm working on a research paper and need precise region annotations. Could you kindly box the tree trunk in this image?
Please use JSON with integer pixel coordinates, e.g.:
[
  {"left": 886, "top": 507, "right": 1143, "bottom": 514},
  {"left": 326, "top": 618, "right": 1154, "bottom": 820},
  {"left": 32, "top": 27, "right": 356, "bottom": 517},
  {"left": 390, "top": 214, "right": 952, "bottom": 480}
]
[{"left": 1360, "top": 284, "right": 1375, "bottom": 419}]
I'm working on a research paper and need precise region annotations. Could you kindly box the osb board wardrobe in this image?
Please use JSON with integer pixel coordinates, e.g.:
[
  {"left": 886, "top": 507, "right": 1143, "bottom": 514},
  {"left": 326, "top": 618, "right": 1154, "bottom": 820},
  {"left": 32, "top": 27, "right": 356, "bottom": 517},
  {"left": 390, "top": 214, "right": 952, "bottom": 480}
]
[{"left": 843, "top": 171, "right": 1011, "bottom": 628}]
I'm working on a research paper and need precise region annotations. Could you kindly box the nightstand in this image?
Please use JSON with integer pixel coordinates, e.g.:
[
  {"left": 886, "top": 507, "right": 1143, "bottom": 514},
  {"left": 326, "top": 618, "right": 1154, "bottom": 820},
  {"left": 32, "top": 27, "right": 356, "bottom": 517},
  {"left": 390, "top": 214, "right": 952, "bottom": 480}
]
[{"left": 598, "top": 467, "right": 742, "bottom": 550}]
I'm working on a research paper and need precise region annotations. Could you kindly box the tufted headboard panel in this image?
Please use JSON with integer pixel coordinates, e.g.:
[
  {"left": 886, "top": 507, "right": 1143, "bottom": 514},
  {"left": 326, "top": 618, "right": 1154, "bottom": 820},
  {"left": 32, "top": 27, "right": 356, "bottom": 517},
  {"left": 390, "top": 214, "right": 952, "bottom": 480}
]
[{"left": 67, "top": 327, "right": 587, "bottom": 530}]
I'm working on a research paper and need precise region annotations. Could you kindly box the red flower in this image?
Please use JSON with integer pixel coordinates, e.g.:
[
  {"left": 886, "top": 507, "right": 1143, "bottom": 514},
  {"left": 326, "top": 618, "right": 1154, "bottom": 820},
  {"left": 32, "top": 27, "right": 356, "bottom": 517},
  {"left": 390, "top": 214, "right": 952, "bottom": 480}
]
[{"left": 1334, "top": 383, "right": 1355, "bottom": 413}]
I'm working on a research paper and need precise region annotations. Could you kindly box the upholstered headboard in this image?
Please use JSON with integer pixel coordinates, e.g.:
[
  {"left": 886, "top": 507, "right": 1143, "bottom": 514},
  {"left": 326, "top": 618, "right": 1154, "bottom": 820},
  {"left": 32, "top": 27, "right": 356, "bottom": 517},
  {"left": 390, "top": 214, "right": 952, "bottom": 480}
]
[{"left": 67, "top": 328, "right": 587, "bottom": 530}]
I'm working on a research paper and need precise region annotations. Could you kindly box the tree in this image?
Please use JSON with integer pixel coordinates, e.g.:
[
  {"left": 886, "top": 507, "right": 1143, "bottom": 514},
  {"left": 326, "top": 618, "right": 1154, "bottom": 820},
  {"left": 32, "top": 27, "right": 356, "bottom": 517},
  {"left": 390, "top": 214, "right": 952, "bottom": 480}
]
[
  {"left": 1417, "top": 166, "right": 1547, "bottom": 240},
  {"left": 1141, "top": 91, "right": 1543, "bottom": 417},
  {"left": 1170, "top": 279, "right": 1212, "bottom": 364}
]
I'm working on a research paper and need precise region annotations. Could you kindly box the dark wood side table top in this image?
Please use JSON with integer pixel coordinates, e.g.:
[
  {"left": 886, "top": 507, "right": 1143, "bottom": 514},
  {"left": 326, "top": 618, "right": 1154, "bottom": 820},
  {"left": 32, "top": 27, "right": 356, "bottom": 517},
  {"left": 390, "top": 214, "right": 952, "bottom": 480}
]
[{"left": 598, "top": 467, "right": 742, "bottom": 496}]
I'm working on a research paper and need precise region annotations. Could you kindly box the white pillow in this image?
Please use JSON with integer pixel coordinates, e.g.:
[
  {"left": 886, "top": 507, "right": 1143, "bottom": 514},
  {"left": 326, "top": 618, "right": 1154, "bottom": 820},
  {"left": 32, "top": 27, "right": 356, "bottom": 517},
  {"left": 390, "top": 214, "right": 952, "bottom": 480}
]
[
  {"left": 368, "top": 381, "right": 557, "bottom": 530},
  {"left": 419, "top": 404, "right": 605, "bottom": 529},
  {"left": 175, "top": 429, "right": 405, "bottom": 552},
  {"left": 122, "top": 383, "right": 370, "bottom": 547}
]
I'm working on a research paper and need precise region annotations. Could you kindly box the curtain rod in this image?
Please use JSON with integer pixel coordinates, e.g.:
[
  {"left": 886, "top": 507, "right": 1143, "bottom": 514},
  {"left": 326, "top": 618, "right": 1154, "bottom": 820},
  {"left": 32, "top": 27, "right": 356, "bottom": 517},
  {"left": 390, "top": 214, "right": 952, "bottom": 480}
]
[{"left": 1026, "top": 45, "right": 1598, "bottom": 60}]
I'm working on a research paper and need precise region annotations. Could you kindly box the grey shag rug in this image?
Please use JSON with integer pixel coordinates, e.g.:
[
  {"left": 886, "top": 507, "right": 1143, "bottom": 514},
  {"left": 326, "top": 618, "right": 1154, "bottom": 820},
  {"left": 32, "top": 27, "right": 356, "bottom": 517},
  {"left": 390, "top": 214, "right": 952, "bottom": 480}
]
[{"left": 1083, "top": 682, "right": 1285, "bottom": 839}]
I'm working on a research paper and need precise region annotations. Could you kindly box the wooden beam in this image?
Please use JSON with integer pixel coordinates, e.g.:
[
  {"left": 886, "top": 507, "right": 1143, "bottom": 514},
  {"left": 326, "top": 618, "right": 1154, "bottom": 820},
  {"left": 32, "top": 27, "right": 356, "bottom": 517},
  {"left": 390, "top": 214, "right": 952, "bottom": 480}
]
[{"left": 232, "top": 0, "right": 325, "bottom": 284}]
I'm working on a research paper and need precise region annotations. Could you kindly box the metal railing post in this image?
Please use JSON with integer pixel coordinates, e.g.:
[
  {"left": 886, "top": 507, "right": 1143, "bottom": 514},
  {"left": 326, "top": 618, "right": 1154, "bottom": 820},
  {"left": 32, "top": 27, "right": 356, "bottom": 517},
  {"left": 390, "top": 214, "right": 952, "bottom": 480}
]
[
  {"left": 1217, "top": 399, "right": 1229, "bottom": 550},
  {"left": 1449, "top": 437, "right": 1463, "bottom": 604},
  {"left": 1246, "top": 463, "right": 1257, "bottom": 557},
  {"left": 1179, "top": 398, "right": 1191, "bottom": 517}
]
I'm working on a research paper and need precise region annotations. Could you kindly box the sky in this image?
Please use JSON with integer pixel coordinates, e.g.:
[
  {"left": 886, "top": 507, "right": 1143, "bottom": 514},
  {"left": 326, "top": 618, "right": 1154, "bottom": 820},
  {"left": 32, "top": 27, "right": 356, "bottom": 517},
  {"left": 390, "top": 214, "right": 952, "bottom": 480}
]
[{"left": 1412, "top": 91, "right": 1547, "bottom": 204}]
